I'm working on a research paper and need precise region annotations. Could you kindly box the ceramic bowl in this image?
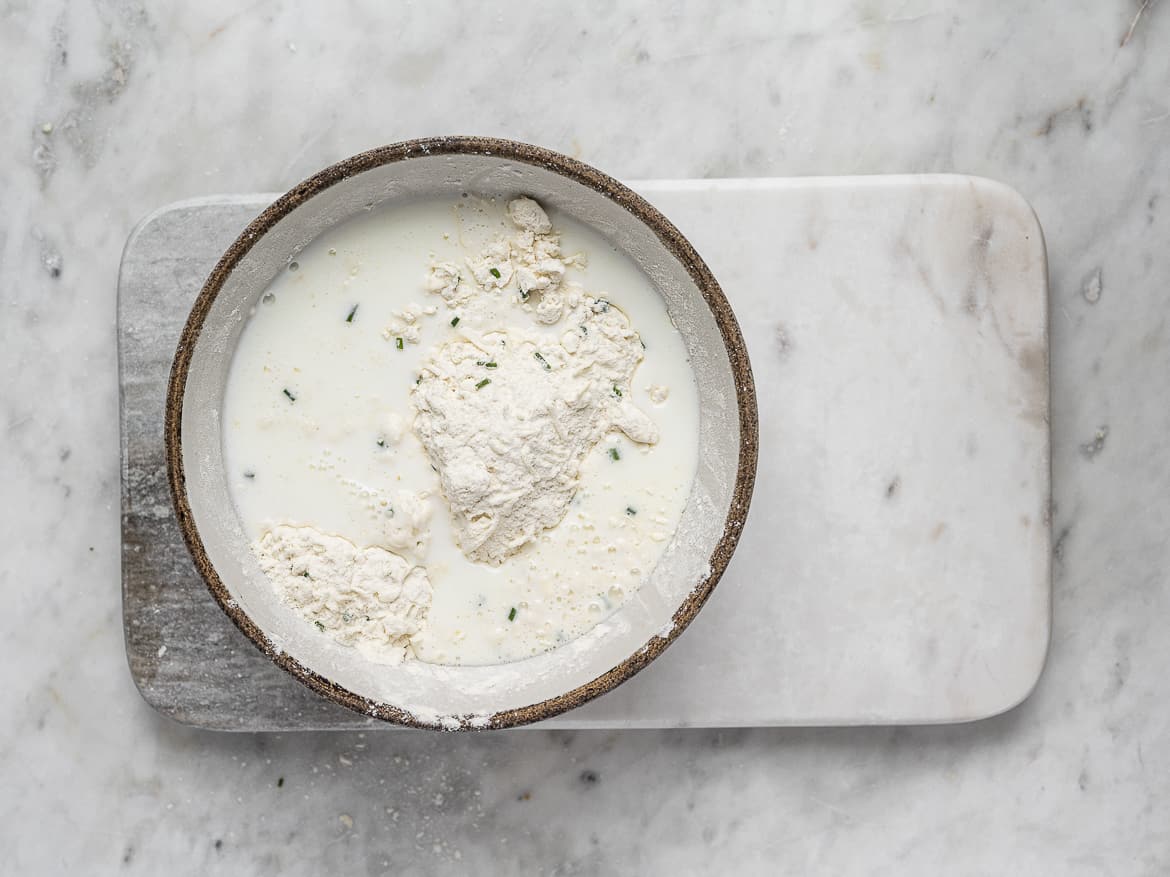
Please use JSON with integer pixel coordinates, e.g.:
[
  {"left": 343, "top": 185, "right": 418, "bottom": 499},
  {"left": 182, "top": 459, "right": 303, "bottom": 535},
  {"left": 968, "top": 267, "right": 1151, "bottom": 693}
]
[{"left": 166, "top": 136, "right": 758, "bottom": 730}]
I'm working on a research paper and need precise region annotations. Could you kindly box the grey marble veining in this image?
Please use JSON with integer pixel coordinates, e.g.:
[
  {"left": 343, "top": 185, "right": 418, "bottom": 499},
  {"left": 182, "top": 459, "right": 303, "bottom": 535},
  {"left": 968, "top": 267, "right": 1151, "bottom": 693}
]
[{"left": 3, "top": 1, "right": 1169, "bottom": 873}]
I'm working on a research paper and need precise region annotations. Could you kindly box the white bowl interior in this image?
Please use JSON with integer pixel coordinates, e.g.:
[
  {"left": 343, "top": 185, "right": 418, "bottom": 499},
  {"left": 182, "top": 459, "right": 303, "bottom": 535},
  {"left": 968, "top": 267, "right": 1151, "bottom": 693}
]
[{"left": 181, "top": 153, "right": 741, "bottom": 722}]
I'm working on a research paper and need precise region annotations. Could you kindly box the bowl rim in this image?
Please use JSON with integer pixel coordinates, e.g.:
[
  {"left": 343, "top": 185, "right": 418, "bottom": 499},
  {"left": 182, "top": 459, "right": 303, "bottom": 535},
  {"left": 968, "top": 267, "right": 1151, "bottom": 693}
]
[{"left": 165, "top": 135, "right": 759, "bottom": 730}]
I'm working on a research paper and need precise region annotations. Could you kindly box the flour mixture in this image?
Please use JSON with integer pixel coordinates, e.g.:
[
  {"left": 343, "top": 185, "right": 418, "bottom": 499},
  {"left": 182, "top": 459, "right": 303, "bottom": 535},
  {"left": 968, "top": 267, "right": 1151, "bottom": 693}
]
[{"left": 222, "top": 195, "right": 700, "bottom": 665}]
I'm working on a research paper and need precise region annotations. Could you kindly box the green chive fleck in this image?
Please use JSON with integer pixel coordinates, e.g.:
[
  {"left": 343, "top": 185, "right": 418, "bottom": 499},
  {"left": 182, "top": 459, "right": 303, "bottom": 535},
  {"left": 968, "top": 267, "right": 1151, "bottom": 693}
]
[
  {"left": 450, "top": 316, "right": 460, "bottom": 327},
  {"left": 282, "top": 388, "right": 296, "bottom": 402},
  {"left": 640, "top": 339, "right": 646, "bottom": 350},
  {"left": 346, "top": 304, "right": 358, "bottom": 323},
  {"left": 314, "top": 620, "right": 325, "bottom": 631},
  {"left": 475, "top": 378, "right": 491, "bottom": 390},
  {"left": 376, "top": 438, "right": 386, "bottom": 448},
  {"left": 396, "top": 337, "right": 404, "bottom": 350},
  {"left": 484, "top": 361, "right": 497, "bottom": 369},
  {"left": 609, "top": 447, "right": 620, "bottom": 461},
  {"left": 243, "top": 470, "right": 255, "bottom": 479},
  {"left": 508, "top": 607, "right": 517, "bottom": 622},
  {"left": 534, "top": 351, "right": 550, "bottom": 370},
  {"left": 489, "top": 267, "right": 501, "bottom": 279},
  {"left": 626, "top": 506, "right": 636, "bottom": 515},
  {"left": 613, "top": 385, "right": 622, "bottom": 398},
  {"left": 520, "top": 289, "right": 530, "bottom": 301}
]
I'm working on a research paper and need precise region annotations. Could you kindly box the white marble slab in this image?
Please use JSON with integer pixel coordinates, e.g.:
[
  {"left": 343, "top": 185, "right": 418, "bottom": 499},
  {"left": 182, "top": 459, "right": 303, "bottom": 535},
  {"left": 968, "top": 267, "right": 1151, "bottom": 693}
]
[{"left": 120, "top": 175, "right": 1049, "bottom": 728}]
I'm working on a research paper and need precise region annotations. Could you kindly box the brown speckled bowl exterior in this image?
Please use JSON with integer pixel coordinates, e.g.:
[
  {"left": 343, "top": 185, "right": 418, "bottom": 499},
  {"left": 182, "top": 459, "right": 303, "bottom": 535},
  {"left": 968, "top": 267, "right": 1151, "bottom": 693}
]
[{"left": 166, "top": 136, "right": 758, "bottom": 730}]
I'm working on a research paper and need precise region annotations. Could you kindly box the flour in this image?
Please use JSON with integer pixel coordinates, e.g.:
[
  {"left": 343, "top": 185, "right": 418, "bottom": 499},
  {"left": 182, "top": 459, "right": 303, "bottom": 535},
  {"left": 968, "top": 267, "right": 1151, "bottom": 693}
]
[
  {"left": 253, "top": 524, "right": 432, "bottom": 663},
  {"left": 412, "top": 199, "right": 660, "bottom": 565},
  {"left": 380, "top": 301, "right": 427, "bottom": 345}
]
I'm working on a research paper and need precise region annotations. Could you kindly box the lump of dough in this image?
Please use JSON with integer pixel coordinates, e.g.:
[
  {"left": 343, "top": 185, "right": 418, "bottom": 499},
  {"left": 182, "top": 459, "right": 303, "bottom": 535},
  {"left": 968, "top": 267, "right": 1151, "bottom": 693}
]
[{"left": 412, "top": 297, "right": 656, "bottom": 564}]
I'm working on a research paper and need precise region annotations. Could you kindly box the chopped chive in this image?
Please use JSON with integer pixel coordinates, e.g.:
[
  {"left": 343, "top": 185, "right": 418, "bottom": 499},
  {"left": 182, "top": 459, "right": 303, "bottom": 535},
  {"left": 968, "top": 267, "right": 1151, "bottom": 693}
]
[
  {"left": 484, "top": 361, "right": 497, "bottom": 369},
  {"left": 534, "top": 351, "right": 550, "bottom": 370},
  {"left": 300, "top": 571, "right": 310, "bottom": 579},
  {"left": 626, "top": 506, "right": 636, "bottom": 515},
  {"left": 282, "top": 388, "right": 296, "bottom": 402},
  {"left": 609, "top": 447, "right": 620, "bottom": 461},
  {"left": 243, "top": 470, "right": 255, "bottom": 479},
  {"left": 489, "top": 267, "right": 501, "bottom": 279},
  {"left": 580, "top": 325, "right": 588, "bottom": 335},
  {"left": 508, "top": 607, "right": 517, "bottom": 622},
  {"left": 314, "top": 620, "right": 325, "bottom": 631},
  {"left": 640, "top": 339, "right": 646, "bottom": 350},
  {"left": 613, "top": 385, "right": 622, "bottom": 398},
  {"left": 376, "top": 438, "right": 386, "bottom": 448},
  {"left": 595, "top": 298, "right": 610, "bottom": 312},
  {"left": 396, "top": 337, "right": 404, "bottom": 350},
  {"left": 520, "top": 288, "right": 530, "bottom": 301},
  {"left": 450, "top": 316, "right": 460, "bottom": 327},
  {"left": 346, "top": 304, "right": 358, "bottom": 323},
  {"left": 475, "top": 378, "right": 491, "bottom": 390}
]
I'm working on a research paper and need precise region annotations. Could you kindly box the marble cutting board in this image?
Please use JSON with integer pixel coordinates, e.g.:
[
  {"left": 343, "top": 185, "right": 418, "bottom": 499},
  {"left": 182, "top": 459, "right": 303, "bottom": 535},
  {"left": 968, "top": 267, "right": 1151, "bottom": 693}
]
[{"left": 119, "top": 175, "right": 1050, "bottom": 730}]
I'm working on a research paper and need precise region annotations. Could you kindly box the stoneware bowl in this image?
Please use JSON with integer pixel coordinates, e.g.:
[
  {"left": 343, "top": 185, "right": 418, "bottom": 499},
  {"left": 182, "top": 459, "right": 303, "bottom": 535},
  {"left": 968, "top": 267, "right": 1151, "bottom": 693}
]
[{"left": 166, "top": 136, "right": 758, "bottom": 730}]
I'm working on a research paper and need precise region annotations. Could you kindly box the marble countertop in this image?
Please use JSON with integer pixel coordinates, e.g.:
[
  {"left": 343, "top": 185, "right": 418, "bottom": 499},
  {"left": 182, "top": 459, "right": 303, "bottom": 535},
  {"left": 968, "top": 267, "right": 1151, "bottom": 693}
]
[{"left": 3, "top": 1, "right": 1168, "bottom": 873}]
